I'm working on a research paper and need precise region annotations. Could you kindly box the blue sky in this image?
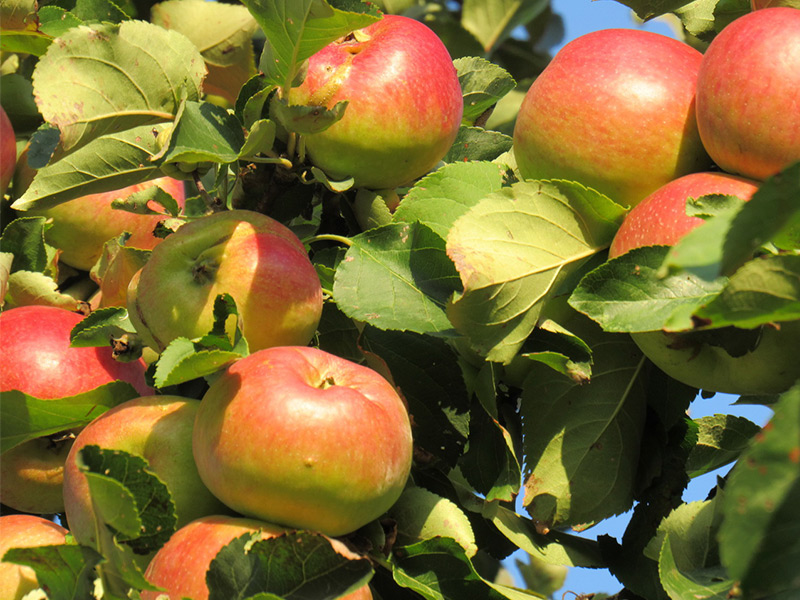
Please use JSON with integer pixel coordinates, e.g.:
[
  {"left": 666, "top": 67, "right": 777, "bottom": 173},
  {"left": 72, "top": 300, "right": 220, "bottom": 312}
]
[{"left": 504, "top": 1, "right": 776, "bottom": 596}]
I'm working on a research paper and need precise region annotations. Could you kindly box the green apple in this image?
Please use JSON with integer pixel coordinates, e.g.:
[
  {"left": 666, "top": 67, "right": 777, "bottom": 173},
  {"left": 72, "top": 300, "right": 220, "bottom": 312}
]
[
  {"left": 513, "top": 28, "right": 710, "bottom": 208},
  {"left": 287, "top": 14, "right": 463, "bottom": 190},
  {"left": 127, "top": 209, "right": 323, "bottom": 353},
  {"left": 192, "top": 346, "right": 414, "bottom": 537}
]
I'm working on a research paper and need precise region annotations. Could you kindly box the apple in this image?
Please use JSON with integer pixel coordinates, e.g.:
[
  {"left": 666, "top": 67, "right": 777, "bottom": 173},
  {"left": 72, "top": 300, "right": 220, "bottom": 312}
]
[
  {"left": 609, "top": 171, "right": 760, "bottom": 258},
  {"left": 127, "top": 209, "right": 323, "bottom": 353},
  {"left": 287, "top": 14, "right": 463, "bottom": 190},
  {"left": 192, "top": 346, "right": 414, "bottom": 537},
  {"left": 608, "top": 172, "right": 800, "bottom": 395},
  {"left": 0, "top": 515, "right": 68, "bottom": 600},
  {"left": 62, "top": 395, "right": 230, "bottom": 557},
  {"left": 695, "top": 8, "right": 800, "bottom": 181},
  {"left": 141, "top": 515, "right": 373, "bottom": 600},
  {"left": 0, "top": 305, "right": 150, "bottom": 513},
  {"left": 1, "top": 106, "right": 15, "bottom": 197},
  {"left": 513, "top": 28, "right": 710, "bottom": 208},
  {"left": 750, "top": 1, "right": 800, "bottom": 12},
  {"left": 20, "top": 176, "right": 186, "bottom": 271}
]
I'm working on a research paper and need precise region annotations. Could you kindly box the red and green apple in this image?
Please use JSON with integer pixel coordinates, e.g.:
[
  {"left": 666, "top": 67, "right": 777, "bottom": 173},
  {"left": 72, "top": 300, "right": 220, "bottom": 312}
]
[{"left": 0, "top": 515, "right": 68, "bottom": 600}]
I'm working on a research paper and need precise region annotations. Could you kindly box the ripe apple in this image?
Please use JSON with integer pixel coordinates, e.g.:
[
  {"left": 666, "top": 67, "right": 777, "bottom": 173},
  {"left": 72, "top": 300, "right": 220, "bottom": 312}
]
[
  {"left": 62, "top": 395, "right": 230, "bottom": 557},
  {"left": 0, "top": 515, "right": 68, "bottom": 600},
  {"left": 695, "top": 8, "right": 800, "bottom": 181},
  {"left": 192, "top": 346, "right": 414, "bottom": 537},
  {"left": 1, "top": 106, "right": 16, "bottom": 197},
  {"left": 513, "top": 28, "right": 710, "bottom": 208},
  {"left": 608, "top": 172, "right": 800, "bottom": 395},
  {"left": 0, "top": 305, "right": 150, "bottom": 513},
  {"left": 127, "top": 209, "right": 323, "bottom": 353},
  {"left": 287, "top": 14, "right": 463, "bottom": 190},
  {"left": 141, "top": 515, "right": 373, "bottom": 600},
  {"left": 21, "top": 176, "right": 186, "bottom": 271}
]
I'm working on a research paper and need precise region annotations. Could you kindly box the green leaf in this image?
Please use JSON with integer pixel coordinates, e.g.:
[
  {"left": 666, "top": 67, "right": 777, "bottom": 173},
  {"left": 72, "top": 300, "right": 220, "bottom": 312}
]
[
  {"left": 359, "top": 326, "right": 469, "bottom": 468},
  {"left": 387, "top": 486, "right": 478, "bottom": 557},
  {"left": 272, "top": 97, "right": 348, "bottom": 135},
  {"left": 691, "top": 254, "right": 800, "bottom": 329},
  {"left": 659, "top": 535, "right": 735, "bottom": 600},
  {"left": 454, "top": 56, "right": 516, "bottom": 125},
  {"left": 315, "top": 300, "right": 363, "bottom": 363},
  {"left": 69, "top": 306, "right": 138, "bottom": 347},
  {"left": 461, "top": 0, "right": 548, "bottom": 54},
  {"left": 2, "top": 544, "right": 103, "bottom": 600},
  {"left": 206, "top": 531, "right": 373, "bottom": 600},
  {"left": 569, "top": 246, "right": 726, "bottom": 333},
  {"left": 2, "top": 270, "right": 82, "bottom": 311},
  {"left": 520, "top": 308, "right": 648, "bottom": 528},
  {"left": 0, "top": 382, "right": 140, "bottom": 453},
  {"left": 333, "top": 222, "right": 462, "bottom": 336},
  {"left": 719, "top": 385, "right": 800, "bottom": 599},
  {"left": 79, "top": 444, "right": 177, "bottom": 555},
  {"left": 12, "top": 124, "right": 169, "bottom": 212},
  {"left": 32, "top": 20, "right": 205, "bottom": 157},
  {"left": 111, "top": 183, "right": 182, "bottom": 217},
  {"left": 156, "top": 100, "right": 245, "bottom": 165},
  {"left": 243, "top": 0, "right": 380, "bottom": 91},
  {"left": 393, "top": 160, "right": 506, "bottom": 239},
  {"left": 38, "top": 6, "right": 85, "bottom": 39},
  {"left": 152, "top": 338, "right": 243, "bottom": 388},
  {"left": 0, "top": 216, "right": 58, "bottom": 275},
  {"left": 645, "top": 499, "right": 723, "bottom": 570},
  {"left": 447, "top": 179, "right": 626, "bottom": 363},
  {"left": 442, "top": 126, "right": 513, "bottom": 164},
  {"left": 239, "top": 119, "right": 277, "bottom": 159},
  {"left": 686, "top": 414, "right": 761, "bottom": 478}
]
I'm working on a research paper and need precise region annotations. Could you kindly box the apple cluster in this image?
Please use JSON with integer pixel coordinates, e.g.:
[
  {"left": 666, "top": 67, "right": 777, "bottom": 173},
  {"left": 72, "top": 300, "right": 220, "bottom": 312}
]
[{"left": 513, "top": 6, "right": 800, "bottom": 396}]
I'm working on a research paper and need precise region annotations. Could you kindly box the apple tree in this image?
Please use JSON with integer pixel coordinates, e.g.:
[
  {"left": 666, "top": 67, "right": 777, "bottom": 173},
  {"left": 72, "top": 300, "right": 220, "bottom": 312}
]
[{"left": 1, "top": 0, "right": 799, "bottom": 599}]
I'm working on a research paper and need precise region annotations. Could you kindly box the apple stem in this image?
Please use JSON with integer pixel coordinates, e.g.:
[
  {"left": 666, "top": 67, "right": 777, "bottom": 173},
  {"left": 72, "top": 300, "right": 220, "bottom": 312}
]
[
  {"left": 303, "top": 233, "right": 353, "bottom": 247},
  {"left": 249, "top": 155, "right": 294, "bottom": 169},
  {"left": 287, "top": 131, "right": 297, "bottom": 161}
]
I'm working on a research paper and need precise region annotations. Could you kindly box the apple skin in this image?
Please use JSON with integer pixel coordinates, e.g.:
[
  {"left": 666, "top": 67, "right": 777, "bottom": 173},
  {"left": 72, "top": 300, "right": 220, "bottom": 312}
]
[
  {"left": 513, "top": 28, "right": 710, "bottom": 208},
  {"left": 695, "top": 8, "right": 800, "bottom": 181},
  {"left": 288, "top": 14, "right": 463, "bottom": 190},
  {"left": 0, "top": 436, "right": 75, "bottom": 514},
  {"left": 62, "top": 395, "right": 230, "bottom": 559},
  {"left": 141, "top": 515, "right": 373, "bottom": 600},
  {"left": 1, "top": 106, "right": 16, "bottom": 197},
  {"left": 127, "top": 209, "right": 323, "bottom": 353},
  {"left": 0, "top": 515, "right": 68, "bottom": 600},
  {"left": 22, "top": 177, "right": 186, "bottom": 271},
  {"left": 609, "top": 171, "right": 760, "bottom": 258},
  {"left": 608, "top": 173, "right": 800, "bottom": 395},
  {"left": 751, "top": 0, "right": 800, "bottom": 7},
  {"left": 192, "top": 346, "right": 414, "bottom": 537}
]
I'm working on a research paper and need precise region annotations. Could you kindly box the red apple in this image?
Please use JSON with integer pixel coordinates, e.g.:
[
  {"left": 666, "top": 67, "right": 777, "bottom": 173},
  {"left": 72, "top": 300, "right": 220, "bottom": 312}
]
[
  {"left": 62, "top": 395, "right": 230, "bottom": 556},
  {"left": 127, "top": 209, "right": 323, "bottom": 353},
  {"left": 0, "top": 515, "right": 68, "bottom": 600},
  {"left": 1, "top": 106, "right": 15, "bottom": 197},
  {"left": 141, "top": 515, "right": 373, "bottom": 600},
  {"left": 513, "top": 28, "right": 710, "bottom": 208},
  {"left": 287, "top": 14, "right": 463, "bottom": 190},
  {"left": 608, "top": 172, "right": 800, "bottom": 395},
  {"left": 22, "top": 176, "right": 186, "bottom": 271},
  {"left": 695, "top": 8, "right": 800, "bottom": 181},
  {"left": 192, "top": 346, "right": 414, "bottom": 537},
  {"left": 609, "top": 171, "right": 760, "bottom": 258}
]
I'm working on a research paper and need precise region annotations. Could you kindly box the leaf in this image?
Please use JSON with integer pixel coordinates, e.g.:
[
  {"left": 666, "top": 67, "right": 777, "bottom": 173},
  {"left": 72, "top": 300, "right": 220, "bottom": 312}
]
[
  {"left": 644, "top": 499, "right": 723, "bottom": 570},
  {"left": 454, "top": 56, "right": 516, "bottom": 125},
  {"left": 243, "top": 0, "right": 380, "bottom": 91},
  {"left": 38, "top": 6, "right": 84, "bottom": 39},
  {"left": 206, "top": 531, "right": 373, "bottom": 600},
  {"left": 69, "top": 306, "right": 137, "bottom": 347},
  {"left": 112, "top": 184, "right": 182, "bottom": 217},
  {"left": 447, "top": 179, "right": 626, "bottom": 363},
  {"left": 272, "top": 97, "right": 348, "bottom": 135},
  {"left": 0, "top": 216, "right": 58, "bottom": 275},
  {"left": 79, "top": 444, "right": 177, "bottom": 555},
  {"left": 2, "top": 544, "right": 103, "bottom": 600},
  {"left": 461, "top": 0, "right": 548, "bottom": 54},
  {"left": 32, "top": 20, "right": 205, "bottom": 157},
  {"left": 569, "top": 245, "right": 726, "bottom": 333},
  {"left": 686, "top": 415, "right": 761, "bottom": 478},
  {"left": 359, "top": 326, "right": 469, "bottom": 468},
  {"left": 520, "top": 308, "right": 648, "bottom": 529},
  {"left": 387, "top": 486, "right": 478, "bottom": 557},
  {"left": 719, "top": 384, "right": 800, "bottom": 599},
  {"left": 3, "top": 270, "right": 82, "bottom": 311},
  {"left": 0, "top": 381, "right": 140, "bottom": 453},
  {"left": 90, "top": 234, "right": 152, "bottom": 309},
  {"left": 691, "top": 254, "right": 800, "bottom": 329},
  {"left": 659, "top": 535, "right": 735, "bottom": 600},
  {"left": 239, "top": 119, "right": 277, "bottom": 159},
  {"left": 442, "top": 126, "right": 513, "bottom": 164},
  {"left": 12, "top": 123, "right": 168, "bottom": 212},
  {"left": 333, "top": 222, "right": 463, "bottom": 336},
  {"left": 155, "top": 100, "right": 245, "bottom": 165}
]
